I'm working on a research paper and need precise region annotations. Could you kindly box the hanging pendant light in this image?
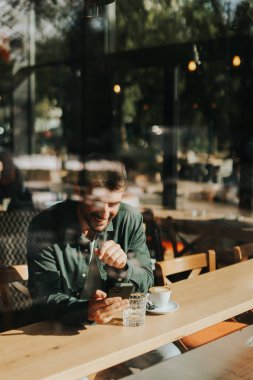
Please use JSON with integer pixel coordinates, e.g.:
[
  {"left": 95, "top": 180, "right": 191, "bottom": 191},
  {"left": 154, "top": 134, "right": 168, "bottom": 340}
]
[{"left": 83, "top": 0, "right": 115, "bottom": 18}]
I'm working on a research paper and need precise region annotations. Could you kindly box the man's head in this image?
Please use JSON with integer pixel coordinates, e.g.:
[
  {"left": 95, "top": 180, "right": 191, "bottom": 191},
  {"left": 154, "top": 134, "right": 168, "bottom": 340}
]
[{"left": 77, "top": 154, "right": 127, "bottom": 232}]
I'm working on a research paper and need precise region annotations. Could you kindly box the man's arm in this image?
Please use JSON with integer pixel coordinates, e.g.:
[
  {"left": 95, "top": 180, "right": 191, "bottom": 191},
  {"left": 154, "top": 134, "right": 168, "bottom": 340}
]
[
  {"left": 27, "top": 221, "right": 90, "bottom": 324},
  {"left": 125, "top": 213, "right": 154, "bottom": 293},
  {"left": 27, "top": 217, "right": 127, "bottom": 325},
  {"left": 96, "top": 210, "right": 154, "bottom": 293}
]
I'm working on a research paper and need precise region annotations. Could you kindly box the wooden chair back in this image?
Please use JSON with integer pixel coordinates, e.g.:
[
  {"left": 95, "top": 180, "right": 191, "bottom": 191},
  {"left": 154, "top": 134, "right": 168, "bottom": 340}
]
[
  {"left": 155, "top": 250, "right": 216, "bottom": 286},
  {"left": 0, "top": 264, "right": 30, "bottom": 311},
  {"left": 233, "top": 243, "right": 253, "bottom": 262}
]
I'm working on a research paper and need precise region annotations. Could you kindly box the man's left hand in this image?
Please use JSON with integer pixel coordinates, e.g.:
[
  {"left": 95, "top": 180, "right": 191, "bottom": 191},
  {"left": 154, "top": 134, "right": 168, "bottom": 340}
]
[
  {"left": 88, "top": 290, "right": 129, "bottom": 323},
  {"left": 96, "top": 240, "right": 127, "bottom": 269}
]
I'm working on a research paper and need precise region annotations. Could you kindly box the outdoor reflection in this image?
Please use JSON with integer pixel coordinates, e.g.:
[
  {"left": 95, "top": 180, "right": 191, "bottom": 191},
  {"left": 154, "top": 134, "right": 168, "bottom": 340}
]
[
  {"left": 0, "top": 0, "right": 253, "bottom": 333},
  {"left": 3, "top": 148, "right": 243, "bottom": 219}
]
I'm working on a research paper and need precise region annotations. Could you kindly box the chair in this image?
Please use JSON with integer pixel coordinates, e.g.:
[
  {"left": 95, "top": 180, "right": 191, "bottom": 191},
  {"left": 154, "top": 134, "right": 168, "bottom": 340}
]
[
  {"left": 232, "top": 244, "right": 253, "bottom": 324},
  {"left": 217, "top": 243, "right": 253, "bottom": 268},
  {"left": 0, "top": 209, "right": 40, "bottom": 266},
  {"left": 0, "top": 264, "right": 31, "bottom": 331},
  {"left": 142, "top": 209, "right": 164, "bottom": 261},
  {"left": 158, "top": 216, "right": 202, "bottom": 258},
  {"left": 0, "top": 209, "right": 39, "bottom": 331},
  {"left": 155, "top": 250, "right": 216, "bottom": 285},
  {"left": 154, "top": 251, "right": 247, "bottom": 349},
  {"left": 233, "top": 243, "right": 253, "bottom": 262}
]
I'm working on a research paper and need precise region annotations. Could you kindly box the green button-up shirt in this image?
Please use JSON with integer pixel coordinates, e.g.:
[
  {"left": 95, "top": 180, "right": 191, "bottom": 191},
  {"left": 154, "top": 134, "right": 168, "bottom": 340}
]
[{"left": 27, "top": 200, "right": 153, "bottom": 324}]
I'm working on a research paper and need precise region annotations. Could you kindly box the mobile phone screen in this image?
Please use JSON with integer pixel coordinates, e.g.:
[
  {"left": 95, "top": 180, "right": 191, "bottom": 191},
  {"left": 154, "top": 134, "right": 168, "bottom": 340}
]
[{"left": 108, "top": 283, "right": 134, "bottom": 299}]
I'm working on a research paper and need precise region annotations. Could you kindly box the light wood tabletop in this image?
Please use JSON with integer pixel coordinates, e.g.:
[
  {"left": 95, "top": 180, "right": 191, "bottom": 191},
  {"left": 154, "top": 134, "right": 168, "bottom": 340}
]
[
  {"left": 125, "top": 324, "right": 253, "bottom": 380},
  {"left": 1, "top": 260, "right": 253, "bottom": 380}
]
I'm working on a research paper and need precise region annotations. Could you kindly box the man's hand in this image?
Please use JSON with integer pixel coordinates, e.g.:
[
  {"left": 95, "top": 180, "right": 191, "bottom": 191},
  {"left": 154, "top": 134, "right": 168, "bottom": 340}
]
[
  {"left": 96, "top": 240, "right": 127, "bottom": 269},
  {"left": 88, "top": 289, "right": 129, "bottom": 324}
]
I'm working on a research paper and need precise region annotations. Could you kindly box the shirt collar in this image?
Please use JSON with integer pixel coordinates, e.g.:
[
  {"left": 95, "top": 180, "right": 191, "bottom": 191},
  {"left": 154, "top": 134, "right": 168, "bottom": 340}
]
[{"left": 107, "top": 220, "right": 114, "bottom": 232}]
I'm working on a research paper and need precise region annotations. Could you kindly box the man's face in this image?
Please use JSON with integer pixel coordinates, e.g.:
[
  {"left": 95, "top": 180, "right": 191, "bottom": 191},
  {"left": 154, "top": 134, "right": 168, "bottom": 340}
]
[{"left": 79, "top": 186, "right": 124, "bottom": 232}]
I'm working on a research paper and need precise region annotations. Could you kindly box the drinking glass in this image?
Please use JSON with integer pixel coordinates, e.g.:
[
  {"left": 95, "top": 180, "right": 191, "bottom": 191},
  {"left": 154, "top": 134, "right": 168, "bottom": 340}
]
[{"left": 123, "top": 292, "right": 147, "bottom": 327}]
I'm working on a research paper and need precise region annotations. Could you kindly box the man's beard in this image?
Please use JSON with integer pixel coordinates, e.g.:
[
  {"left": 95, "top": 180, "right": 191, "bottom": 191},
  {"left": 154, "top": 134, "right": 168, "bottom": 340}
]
[
  {"left": 92, "top": 213, "right": 111, "bottom": 229},
  {"left": 81, "top": 208, "right": 110, "bottom": 232}
]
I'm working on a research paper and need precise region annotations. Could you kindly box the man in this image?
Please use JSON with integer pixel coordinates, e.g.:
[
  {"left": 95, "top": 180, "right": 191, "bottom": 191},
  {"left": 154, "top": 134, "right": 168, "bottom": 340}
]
[{"left": 27, "top": 154, "right": 154, "bottom": 325}]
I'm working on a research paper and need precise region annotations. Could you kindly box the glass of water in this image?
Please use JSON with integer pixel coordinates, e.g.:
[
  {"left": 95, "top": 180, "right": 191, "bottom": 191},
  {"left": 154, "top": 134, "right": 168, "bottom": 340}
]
[{"left": 123, "top": 293, "right": 147, "bottom": 327}]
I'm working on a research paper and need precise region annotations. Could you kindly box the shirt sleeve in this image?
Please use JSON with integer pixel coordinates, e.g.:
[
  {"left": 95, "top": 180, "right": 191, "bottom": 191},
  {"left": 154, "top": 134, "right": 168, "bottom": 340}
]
[
  {"left": 107, "top": 210, "right": 154, "bottom": 293},
  {"left": 126, "top": 213, "right": 154, "bottom": 293},
  {"left": 27, "top": 216, "right": 90, "bottom": 325}
]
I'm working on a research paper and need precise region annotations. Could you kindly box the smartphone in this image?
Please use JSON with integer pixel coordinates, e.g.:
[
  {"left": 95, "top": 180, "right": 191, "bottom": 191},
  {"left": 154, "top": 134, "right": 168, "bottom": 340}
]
[{"left": 108, "top": 283, "right": 134, "bottom": 299}]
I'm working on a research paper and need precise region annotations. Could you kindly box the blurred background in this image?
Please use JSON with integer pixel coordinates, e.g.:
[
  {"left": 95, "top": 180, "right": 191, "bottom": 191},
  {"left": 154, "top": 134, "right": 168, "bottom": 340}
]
[
  {"left": 1, "top": 0, "right": 253, "bottom": 329},
  {"left": 0, "top": 0, "right": 252, "bottom": 215}
]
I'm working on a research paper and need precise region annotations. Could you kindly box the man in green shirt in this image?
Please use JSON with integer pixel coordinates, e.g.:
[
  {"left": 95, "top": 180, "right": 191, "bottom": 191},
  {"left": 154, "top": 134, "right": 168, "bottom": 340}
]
[{"left": 27, "top": 154, "right": 153, "bottom": 325}]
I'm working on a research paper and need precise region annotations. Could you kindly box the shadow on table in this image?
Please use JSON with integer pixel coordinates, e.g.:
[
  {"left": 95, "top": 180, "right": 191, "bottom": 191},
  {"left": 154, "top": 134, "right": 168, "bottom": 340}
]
[
  {"left": 107, "top": 318, "right": 123, "bottom": 327},
  {"left": 1, "top": 319, "right": 86, "bottom": 336}
]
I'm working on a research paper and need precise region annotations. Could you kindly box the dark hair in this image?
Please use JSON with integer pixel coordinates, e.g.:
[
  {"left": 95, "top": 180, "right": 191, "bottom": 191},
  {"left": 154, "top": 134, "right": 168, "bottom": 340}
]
[{"left": 78, "top": 153, "right": 127, "bottom": 191}]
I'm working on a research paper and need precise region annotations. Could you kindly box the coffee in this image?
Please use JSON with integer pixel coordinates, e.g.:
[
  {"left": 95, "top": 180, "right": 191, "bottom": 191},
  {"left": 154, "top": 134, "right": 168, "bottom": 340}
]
[{"left": 149, "top": 286, "right": 171, "bottom": 308}]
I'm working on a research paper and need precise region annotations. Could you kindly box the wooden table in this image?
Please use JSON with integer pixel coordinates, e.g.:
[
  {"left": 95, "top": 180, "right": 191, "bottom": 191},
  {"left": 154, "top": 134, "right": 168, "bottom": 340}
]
[
  {"left": 152, "top": 207, "right": 253, "bottom": 240},
  {"left": 1, "top": 260, "right": 253, "bottom": 380},
  {"left": 171, "top": 218, "right": 253, "bottom": 243},
  {"left": 155, "top": 210, "right": 253, "bottom": 258},
  {"left": 153, "top": 208, "right": 224, "bottom": 221},
  {"left": 125, "top": 324, "right": 253, "bottom": 380}
]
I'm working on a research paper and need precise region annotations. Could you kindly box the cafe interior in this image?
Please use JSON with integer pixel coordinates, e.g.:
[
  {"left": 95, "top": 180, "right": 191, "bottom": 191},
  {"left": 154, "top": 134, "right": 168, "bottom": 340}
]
[{"left": 1, "top": 0, "right": 253, "bottom": 379}]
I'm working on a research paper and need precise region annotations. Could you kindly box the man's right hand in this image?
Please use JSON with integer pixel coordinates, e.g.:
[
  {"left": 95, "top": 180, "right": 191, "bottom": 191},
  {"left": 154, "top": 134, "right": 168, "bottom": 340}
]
[{"left": 88, "top": 289, "right": 129, "bottom": 324}]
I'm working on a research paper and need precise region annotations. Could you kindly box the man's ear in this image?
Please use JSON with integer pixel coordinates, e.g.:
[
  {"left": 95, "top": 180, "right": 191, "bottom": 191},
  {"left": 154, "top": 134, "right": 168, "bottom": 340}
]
[{"left": 74, "top": 183, "right": 88, "bottom": 202}]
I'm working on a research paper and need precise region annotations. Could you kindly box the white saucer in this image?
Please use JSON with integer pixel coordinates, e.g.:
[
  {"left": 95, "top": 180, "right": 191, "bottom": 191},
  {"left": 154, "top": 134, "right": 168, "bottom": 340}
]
[{"left": 146, "top": 300, "right": 179, "bottom": 315}]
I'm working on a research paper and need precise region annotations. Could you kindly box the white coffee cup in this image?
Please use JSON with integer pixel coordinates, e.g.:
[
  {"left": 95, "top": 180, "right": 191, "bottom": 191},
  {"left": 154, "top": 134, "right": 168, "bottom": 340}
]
[{"left": 148, "top": 286, "right": 171, "bottom": 308}]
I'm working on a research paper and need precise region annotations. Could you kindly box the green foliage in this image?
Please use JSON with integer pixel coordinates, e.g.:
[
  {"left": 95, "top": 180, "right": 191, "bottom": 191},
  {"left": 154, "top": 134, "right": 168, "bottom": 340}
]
[
  {"left": 115, "top": 1, "right": 253, "bottom": 155},
  {"left": 116, "top": 0, "right": 221, "bottom": 50}
]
